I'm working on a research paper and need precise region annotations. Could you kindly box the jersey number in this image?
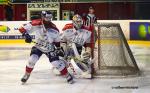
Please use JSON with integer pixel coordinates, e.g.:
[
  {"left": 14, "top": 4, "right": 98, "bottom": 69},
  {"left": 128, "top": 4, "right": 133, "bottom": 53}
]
[{"left": 72, "top": 36, "right": 84, "bottom": 45}]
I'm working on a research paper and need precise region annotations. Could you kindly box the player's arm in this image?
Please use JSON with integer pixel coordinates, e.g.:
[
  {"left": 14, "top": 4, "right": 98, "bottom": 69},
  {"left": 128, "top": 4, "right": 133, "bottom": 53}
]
[
  {"left": 59, "top": 24, "right": 72, "bottom": 51},
  {"left": 60, "top": 23, "right": 74, "bottom": 43},
  {"left": 94, "top": 16, "right": 97, "bottom": 24},
  {"left": 19, "top": 22, "right": 33, "bottom": 43},
  {"left": 52, "top": 29, "right": 65, "bottom": 57},
  {"left": 19, "top": 19, "right": 43, "bottom": 43}
]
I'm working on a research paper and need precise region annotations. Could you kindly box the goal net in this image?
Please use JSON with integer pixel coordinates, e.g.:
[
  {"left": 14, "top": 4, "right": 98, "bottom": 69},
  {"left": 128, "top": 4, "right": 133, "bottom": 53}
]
[{"left": 93, "top": 23, "right": 140, "bottom": 77}]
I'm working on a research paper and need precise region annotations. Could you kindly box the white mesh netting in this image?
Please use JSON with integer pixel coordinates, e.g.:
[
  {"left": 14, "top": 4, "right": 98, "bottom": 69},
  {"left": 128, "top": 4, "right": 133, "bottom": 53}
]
[{"left": 93, "top": 23, "right": 140, "bottom": 76}]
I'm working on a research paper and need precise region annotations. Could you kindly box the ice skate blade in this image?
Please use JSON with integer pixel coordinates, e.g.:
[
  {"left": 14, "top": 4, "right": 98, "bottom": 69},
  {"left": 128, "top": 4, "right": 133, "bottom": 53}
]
[
  {"left": 68, "top": 80, "right": 75, "bottom": 84},
  {"left": 21, "top": 82, "right": 26, "bottom": 85}
]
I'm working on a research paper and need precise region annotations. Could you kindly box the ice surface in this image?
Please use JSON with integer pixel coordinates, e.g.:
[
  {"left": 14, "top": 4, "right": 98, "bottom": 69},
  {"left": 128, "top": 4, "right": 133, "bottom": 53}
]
[{"left": 0, "top": 45, "right": 150, "bottom": 93}]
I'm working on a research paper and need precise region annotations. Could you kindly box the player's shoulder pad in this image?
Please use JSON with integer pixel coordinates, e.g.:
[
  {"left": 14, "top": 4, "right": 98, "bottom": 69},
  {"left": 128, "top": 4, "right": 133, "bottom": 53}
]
[
  {"left": 49, "top": 22, "right": 59, "bottom": 32},
  {"left": 62, "top": 23, "right": 73, "bottom": 31},
  {"left": 50, "top": 22, "right": 57, "bottom": 28},
  {"left": 31, "top": 19, "right": 42, "bottom": 26}
]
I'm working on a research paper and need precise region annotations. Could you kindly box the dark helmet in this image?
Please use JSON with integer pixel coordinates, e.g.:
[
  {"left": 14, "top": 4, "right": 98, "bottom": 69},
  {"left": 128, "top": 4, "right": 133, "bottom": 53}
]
[{"left": 41, "top": 11, "right": 53, "bottom": 21}]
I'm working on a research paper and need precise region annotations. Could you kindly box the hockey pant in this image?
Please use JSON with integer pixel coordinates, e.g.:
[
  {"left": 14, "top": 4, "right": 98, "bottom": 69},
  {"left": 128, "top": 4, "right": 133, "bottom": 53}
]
[{"left": 25, "top": 46, "right": 68, "bottom": 76}]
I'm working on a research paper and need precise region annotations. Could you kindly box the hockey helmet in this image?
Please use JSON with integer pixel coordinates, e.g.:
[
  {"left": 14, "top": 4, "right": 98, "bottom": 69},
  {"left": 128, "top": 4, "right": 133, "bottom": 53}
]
[
  {"left": 41, "top": 11, "right": 53, "bottom": 21},
  {"left": 72, "top": 14, "right": 83, "bottom": 29}
]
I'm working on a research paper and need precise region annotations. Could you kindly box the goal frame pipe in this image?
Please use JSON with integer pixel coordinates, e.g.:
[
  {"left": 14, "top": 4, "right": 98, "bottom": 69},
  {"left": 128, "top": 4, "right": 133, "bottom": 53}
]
[{"left": 93, "top": 23, "right": 140, "bottom": 77}]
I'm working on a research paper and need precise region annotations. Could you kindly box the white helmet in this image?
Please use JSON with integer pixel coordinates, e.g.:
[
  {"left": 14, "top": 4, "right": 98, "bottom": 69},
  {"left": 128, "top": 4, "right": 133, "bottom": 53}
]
[
  {"left": 41, "top": 11, "right": 53, "bottom": 21},
  {"left": 72, "top": 14, "right": 83, "bottom": 29}
]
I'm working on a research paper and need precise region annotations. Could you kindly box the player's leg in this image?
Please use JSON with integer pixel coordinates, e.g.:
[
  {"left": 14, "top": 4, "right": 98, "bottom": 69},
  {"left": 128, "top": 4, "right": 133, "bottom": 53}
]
[
  {"left": 52, "top": 57, "right": 71, "bottom": 76},
  {"left": 46, "top": 52, "right": 74, "bottom": 84},
  {"left": 51, "top": 45, "right": 69, "bottom": 76},
  {"left": 21, "top": 47, "right": 42, "bottom": 83},
  {"left": 52, "top": 44, "right": 78, "bottom": 76}
]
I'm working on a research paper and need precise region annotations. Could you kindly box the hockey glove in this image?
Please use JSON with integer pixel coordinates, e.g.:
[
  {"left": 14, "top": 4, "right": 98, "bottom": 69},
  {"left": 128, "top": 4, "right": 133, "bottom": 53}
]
[
  {"left": 55, "top": 47, "right": 65, "bottom": 57},
  {"left": 22, "top": 32, "right": 32, "bottom": 43},
  {"left": 82, "top": 47, "right": 91, "bottom": 60},
  {"left": 82, "top": 52, "right": 91, "bottom": 60}
]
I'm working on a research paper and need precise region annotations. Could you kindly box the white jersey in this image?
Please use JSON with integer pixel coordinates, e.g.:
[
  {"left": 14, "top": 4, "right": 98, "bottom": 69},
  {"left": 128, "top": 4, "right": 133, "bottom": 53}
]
[
  {"left": 19, "top": 19, "right": 60, "bottom": 52},
  {"left": 61, "top": 23, "right": 91, "bottom": 46}
]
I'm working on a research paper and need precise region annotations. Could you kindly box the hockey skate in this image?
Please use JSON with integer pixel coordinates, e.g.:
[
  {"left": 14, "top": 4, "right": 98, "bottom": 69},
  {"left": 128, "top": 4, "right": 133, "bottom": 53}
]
[
  {"left": 66, "top": 73, "right": 74, "bottom": 84},
  {"left": 21, "top": 73, "right": 30, "bottom": 84},
  {"left": 52, "top": 67, "right": 61, "bottom": 76}
]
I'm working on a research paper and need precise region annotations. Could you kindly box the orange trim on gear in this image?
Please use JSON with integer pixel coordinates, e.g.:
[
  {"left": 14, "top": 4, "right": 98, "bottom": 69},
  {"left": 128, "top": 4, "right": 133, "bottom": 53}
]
[{"left": 62, "top": 23, "right": 73, "bottom": 31}]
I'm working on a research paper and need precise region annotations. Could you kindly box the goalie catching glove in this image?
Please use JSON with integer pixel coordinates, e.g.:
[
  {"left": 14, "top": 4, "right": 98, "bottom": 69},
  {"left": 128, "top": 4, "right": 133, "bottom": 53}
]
[
  {"left": 81, "top": 47, "right": 91, "bottom": 61},
  {"left": 55, "top": 47, "right": 65, "bottom": 57},
  {"left": 81, "top": 52, "right": 91, "bottom": 61}
]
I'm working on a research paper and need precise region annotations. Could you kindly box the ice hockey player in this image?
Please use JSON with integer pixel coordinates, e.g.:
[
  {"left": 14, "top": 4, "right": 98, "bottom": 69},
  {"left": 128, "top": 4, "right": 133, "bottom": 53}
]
[
  {"left": 60, "top": 14, "right": 92, "bottom": 78},
  {"left": 19, "top": 11, "right": 74, "bottom": 84}
]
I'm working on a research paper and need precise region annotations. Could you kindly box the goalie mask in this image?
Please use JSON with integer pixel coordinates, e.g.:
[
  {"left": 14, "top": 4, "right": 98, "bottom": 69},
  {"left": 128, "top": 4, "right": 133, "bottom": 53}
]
[
  {"left": 72, "top": 14, "right": 83, "bottom": 29},
  {"left": 41, "top": 11, "right": 53, "bottom": 21}
]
